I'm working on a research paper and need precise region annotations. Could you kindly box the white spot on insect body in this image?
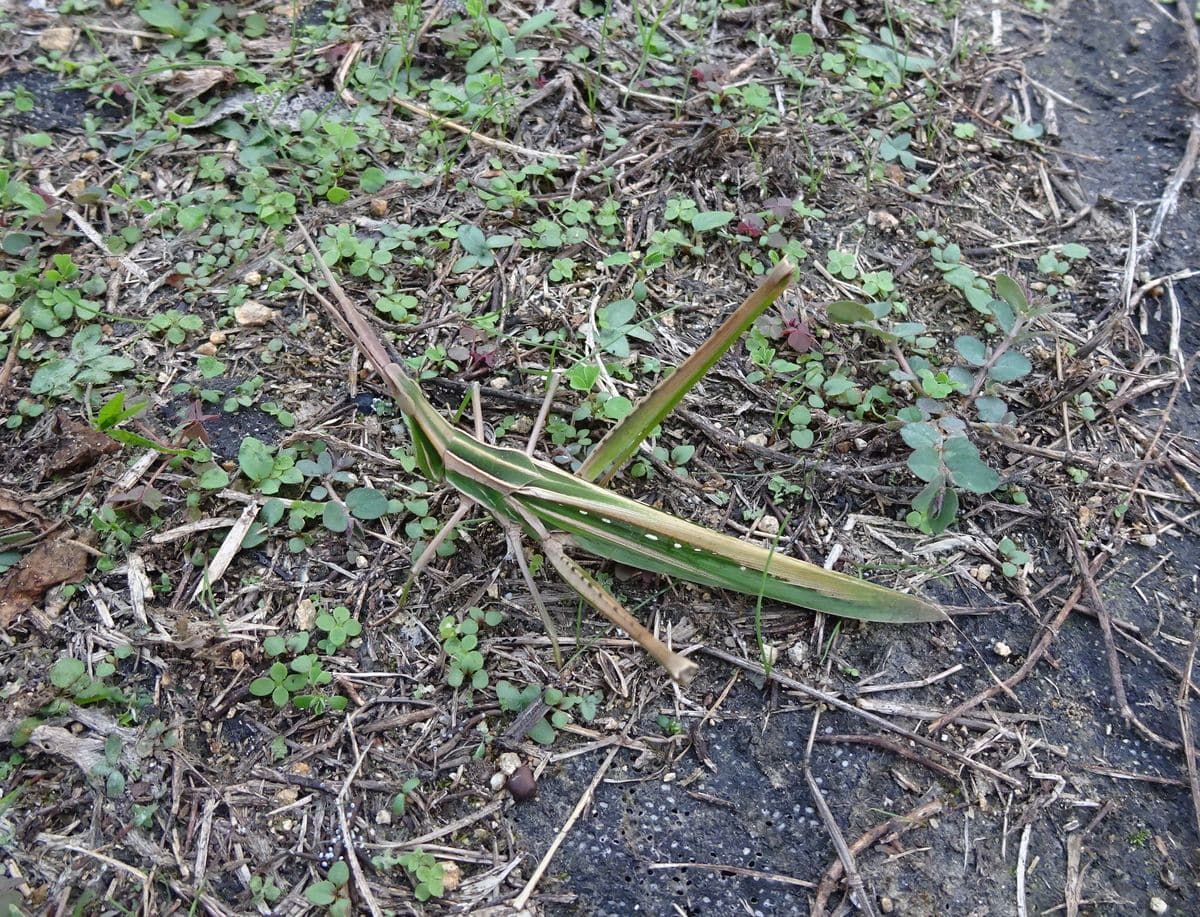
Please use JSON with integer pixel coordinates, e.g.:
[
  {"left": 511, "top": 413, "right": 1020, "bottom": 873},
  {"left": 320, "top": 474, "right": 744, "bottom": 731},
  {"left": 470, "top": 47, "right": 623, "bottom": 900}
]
[
  {"left": 673, "top": 543, "right": 683, "bottom": 549},
  {"left": 645, "top": 534, "right": 659, "bottom": 541},
  {"left": 602, "top": 517, "right": 613, "bottom": 524}
]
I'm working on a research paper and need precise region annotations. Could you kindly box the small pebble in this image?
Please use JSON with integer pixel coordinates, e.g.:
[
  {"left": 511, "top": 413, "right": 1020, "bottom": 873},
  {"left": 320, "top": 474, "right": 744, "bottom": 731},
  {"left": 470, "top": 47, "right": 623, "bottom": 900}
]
[
  {"left": 760, "top": 644, "right": 778, "bottom": 666},
  {"left": 489, "top": 772, "right": 507, "bottom": 793},
  {"left": 869, "top": 210, "right": 899, "bottom": 232},
  {"left": 38, "top": 26, "right": 77, "bottom": 53},
  {"left": 880, "top": 896, "right": 895, "bottom": 914},
  {"left": 195, "top": 342, "right": 217, "bottom": 356},
  {"left": 507, "top": 765, "right": 536, "bottom": 802},
  {"left": 1149, "top": 897, "right": 1168, "bottom": 914},
  {"left": 787, "top": 642, "right": 808, "bottom": 667},
  {"left": 243, "top": 271, "right": 262, "bottom": 286},
  {"left": 209, "top": 330, "right": 227, "bottom": 345},
  {"left": 369, "top": 198, "right": 388, "bottom": 217},
  {"left": 440, "top": 861, "right": 462, "bottom": 892},
  {"left": 974, "top": 564, "right": 993, "bottom": 584},
  {"left": 234, "top": 300, "right": 276, "bottom": 327},
  {"left": 497, "top": 752, "right": 521, "bottom": 776},
  {"left": 1138, "top": 532, "right": 1157, "bottom": 548},
  {"left": 294, "top": 598, "right": 317, "bottom": 631},
  {"left": 994, "top": 641, "right": 1012, "bottom": 659},
  {"left": 375, "top": 809, "right": 391, "bottom": 825},
  {"left": 757, "top": 514, "right": 780, "bottom": 536},
  {"left": 745, "top": 432, "right": 768, "bottom": 448}
]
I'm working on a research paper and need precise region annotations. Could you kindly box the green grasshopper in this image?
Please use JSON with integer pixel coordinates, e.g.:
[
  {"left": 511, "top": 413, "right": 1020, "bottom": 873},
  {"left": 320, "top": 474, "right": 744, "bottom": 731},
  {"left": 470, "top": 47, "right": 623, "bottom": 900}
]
[{"left": 286, "top": 224, "right": 943, "bottom": 684}]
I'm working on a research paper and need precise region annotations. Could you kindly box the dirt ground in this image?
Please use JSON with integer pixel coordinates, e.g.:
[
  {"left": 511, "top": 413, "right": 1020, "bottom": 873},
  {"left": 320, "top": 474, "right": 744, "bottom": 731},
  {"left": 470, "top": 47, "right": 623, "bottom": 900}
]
[
  {"left": 1, "top": 0, "right": 1199, "bottom": 915},
  {"left": 519, "top": 5, "right": 1200, "bottom": 917}
]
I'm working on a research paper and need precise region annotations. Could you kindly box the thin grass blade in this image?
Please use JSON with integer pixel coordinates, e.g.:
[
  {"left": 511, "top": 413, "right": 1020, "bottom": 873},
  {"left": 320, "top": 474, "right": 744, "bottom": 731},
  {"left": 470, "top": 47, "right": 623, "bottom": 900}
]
[{"left": 579, "top": 259, "right": 794, "bottom": 485}]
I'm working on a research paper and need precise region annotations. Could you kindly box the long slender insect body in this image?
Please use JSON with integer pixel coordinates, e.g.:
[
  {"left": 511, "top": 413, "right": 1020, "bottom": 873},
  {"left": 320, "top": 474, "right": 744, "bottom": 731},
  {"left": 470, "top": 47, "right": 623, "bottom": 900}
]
[
  {"left": 291, "top": 222, "right": 945, "bottom": 683},
  {"left": 441, "top": 431, "right": 942, "bottom": 624},
  {"left": 518, "top": 491, "right": 940, "bottom": 624}
]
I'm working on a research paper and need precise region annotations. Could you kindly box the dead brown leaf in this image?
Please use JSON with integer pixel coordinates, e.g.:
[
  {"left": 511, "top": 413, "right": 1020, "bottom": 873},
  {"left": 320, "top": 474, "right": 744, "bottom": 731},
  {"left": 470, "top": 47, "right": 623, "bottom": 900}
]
[
  {"left": 0, "top": 533, "right": 91, "bottom": 630},
  {"left": 0, "top": 489, "right": 46, "bottom": 529},
  {"left": 46, "top": 414, "right": 120, "bottom": 476},
  {"left": 148, "top": 67, "right": 234, "bottom": 103}
]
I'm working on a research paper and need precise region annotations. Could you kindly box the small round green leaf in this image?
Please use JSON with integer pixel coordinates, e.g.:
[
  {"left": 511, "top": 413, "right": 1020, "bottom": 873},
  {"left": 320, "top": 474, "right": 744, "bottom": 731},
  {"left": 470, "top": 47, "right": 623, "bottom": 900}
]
[
  {"left": 322, "top": 501, "right": 350, "bottom": 533},
  {"left": 249, "top": 677, "right": 275, "bottom": 697},
  {"left": 993, "top": 273, "right": 1027, "bottom": 313},
  {"left": 826, "top": 300, "right": 874, "bottom": 324},
  {"left": 345, "top": 487, "right": 389, "bottom": 520},
  {"left": 691, "top": 210, "right": 735, "bottom": 232},
  {"left": 987, "top": 351, "right": 1032, "bottom": 383},
  {"left": 906, "top": 446, "right": 942, "bottom": 483},
  {"left": 305, "top": 881, "right": 336, "bottom": 906},
  {"left": 899, "top": 421, "right": 939, "bottom": 450},
  {"left": 50, "top": 657, "right": 86, "bottom": 689},
  {"left": 954, "top": 335, "right": 988, "bottom": 367},
  {"left": 943, "top": 436, "right": 1000, "bottom": 494},
  {"left": 237, "top": 437, "right": 274, "bottom": 483},
  {"left": 603, "top": 395, "right": 633, "bottom": 420}
]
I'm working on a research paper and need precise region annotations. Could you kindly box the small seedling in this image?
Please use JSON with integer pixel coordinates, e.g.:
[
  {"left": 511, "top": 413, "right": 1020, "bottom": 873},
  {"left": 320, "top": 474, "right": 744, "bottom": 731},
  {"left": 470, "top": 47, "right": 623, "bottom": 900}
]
[
  {"left": 397, "top": 849, "right": 445, "bottom": 902},
  {"left": 248, "top": 654, "right": 346, "bottom": 712},
  {"left": 391, "top": 776, "right": 421, "bottom": 817},
  {"left": 249, "top": 874, "right": 282, "bottom": 907},
  {"left": 263, "top": 631, "right": 310, "bottom": 657},
  {"left": 305, "top": 860, "right": 351, "bottom": 916},
  {"left": 996, "top": 537, "right": 1030, "bottom": 578},
  {"left": 147, "top": 308, "right": 203, "bottom": 345},
  {"left": 596, "top": 297, "right": 654, "bottom": 358},
  {"left": 440, "top": 606, "right": 503, "bottom": 693},
  {"left": 30, "top": 326, "right": 135, "bottom": 400},
  {"left": 656, "top": 714, "right": 683, "bottom": 736},
  {"left": 238, "top": 437, "right": 303, "bottom": 495},
  {"left": 496, "top": 680, "right": 601, "bottom": 744},
  {"left": 316, "top": 605, "right": 362, "bottom": 653},
  {"left": 49, "top": 656, "right": 127, "bottom": 706}
]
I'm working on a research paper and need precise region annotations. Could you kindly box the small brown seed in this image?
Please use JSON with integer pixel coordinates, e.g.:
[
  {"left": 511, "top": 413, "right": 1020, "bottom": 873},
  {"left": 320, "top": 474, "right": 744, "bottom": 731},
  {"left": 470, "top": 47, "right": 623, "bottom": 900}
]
[{"left": 507, "top": 765, "right": 536, "bottom": 801}]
